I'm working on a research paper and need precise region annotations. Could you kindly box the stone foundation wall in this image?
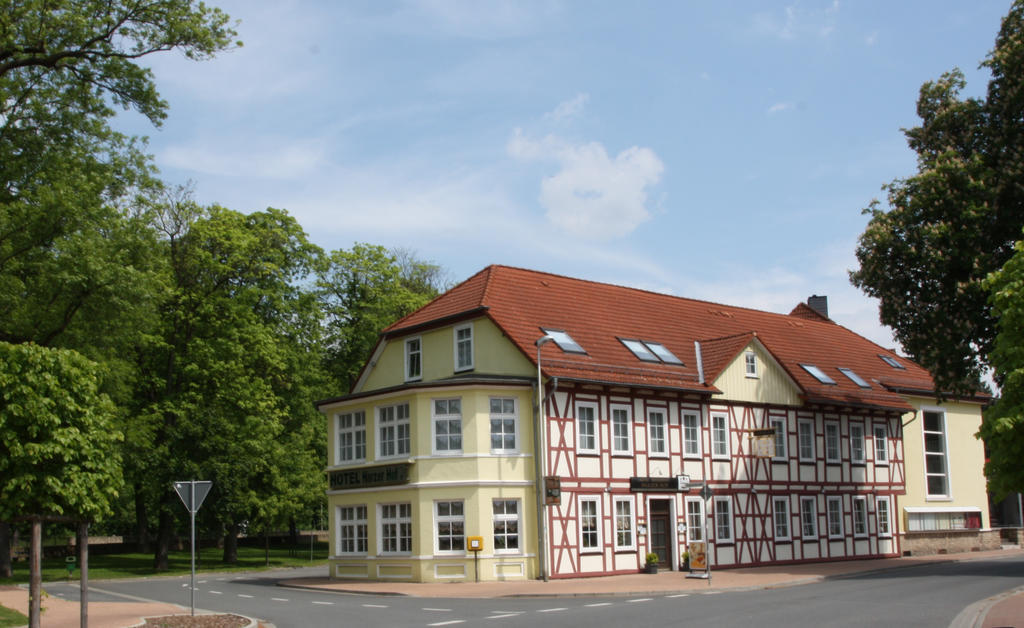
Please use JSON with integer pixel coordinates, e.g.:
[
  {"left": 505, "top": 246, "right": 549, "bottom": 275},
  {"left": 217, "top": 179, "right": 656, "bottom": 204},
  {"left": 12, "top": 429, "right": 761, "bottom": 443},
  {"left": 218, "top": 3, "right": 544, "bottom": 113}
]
[
  {"left": 901, "top": 529, "right": 1002, "bottom": 556},
  {"left": 999, "top": 527, "right": 1024, "bottom": 546}
]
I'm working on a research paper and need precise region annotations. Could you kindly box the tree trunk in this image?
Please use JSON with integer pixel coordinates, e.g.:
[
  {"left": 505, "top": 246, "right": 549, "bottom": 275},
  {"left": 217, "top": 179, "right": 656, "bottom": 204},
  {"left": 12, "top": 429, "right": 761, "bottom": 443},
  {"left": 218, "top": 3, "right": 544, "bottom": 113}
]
[
  {"left": 29, "top": 520, "right": 41, "bottom": 628},
  {"left": 154, "top": 493, "right": 175, "bottom": 571},
  {"left": 134, "top": 484, "right": 150, "bottom": 553},
  {"left": 222, "top": 522, "right": 238, "bottom": 564},
  {"left": 0, "top": 522, "right": 12, "bottom": 578},
  {"left": 288, "top": 517, "right": 298, "bottom": 546},
  {"left": 78, "top": 522, "right": 89, "bottom": 628},
  {"left": 264, "top": 529, "right": 270, "bottom": 567}
]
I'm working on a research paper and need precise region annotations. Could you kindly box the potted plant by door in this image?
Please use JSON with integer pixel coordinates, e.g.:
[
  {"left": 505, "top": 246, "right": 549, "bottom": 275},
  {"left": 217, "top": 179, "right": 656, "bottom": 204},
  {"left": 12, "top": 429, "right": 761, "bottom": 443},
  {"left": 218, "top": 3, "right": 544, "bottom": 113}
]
[
  {"left": 645, "top": 552, "right": 659, "bottom": 574},
  {"left": 681, "top": 550, "right": 690, "bottom": 571}
]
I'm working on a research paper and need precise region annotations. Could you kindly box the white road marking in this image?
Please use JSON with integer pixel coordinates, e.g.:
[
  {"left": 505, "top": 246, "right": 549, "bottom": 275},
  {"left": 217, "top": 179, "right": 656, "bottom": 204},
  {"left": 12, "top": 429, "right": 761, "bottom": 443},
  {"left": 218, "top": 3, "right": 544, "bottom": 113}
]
[
  {"left": 628, "top": 598, "right": 653, "bottom": 603},
  {"left": 490, "top": 611, "right": 523, "bottom": 615},
  {"left": 427, "top": 621, "right": 465, "bottom": 627},
  {"left": 704, "top": 591, "right": 722, "bottom": 595},
  {"left": 237, "top": 594, "right": 254, "bottom": 598},
  {"left": 424, "top": 607, "right": 452, "bottom": 611},
  {"left": 585, "top": 602, "right": 612, "bottom": 607},
  {"left": 537, "top": 607, "right": 567, "bottom": 613},
  {"left": 198, "top": 580, "right": 207, "bottom": 584},
  {"left": 488, "top": 615, "right": 519, "bottom": 620},
  {"left": 666, "top": 594, "right": 689, "bottom": 598},
  {"left": 209, "top": 591, "right": 222, "bottom": 595},
  {"left": 362, "top": 603, "right": 389, "bottom": 608},
  {"left": 271, "top": 597, "right": 289, "bottom": 602},
  {"left": 312, "top": 601, "right": 333, "bottom": 605}
]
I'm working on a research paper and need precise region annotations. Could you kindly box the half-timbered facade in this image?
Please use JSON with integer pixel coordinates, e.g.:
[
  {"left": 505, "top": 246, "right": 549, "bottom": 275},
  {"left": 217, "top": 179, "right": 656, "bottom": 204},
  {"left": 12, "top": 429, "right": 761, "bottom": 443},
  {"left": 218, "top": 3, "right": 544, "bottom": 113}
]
[{"left": 317, "top": 265, "right": 989, "bottom": 582}]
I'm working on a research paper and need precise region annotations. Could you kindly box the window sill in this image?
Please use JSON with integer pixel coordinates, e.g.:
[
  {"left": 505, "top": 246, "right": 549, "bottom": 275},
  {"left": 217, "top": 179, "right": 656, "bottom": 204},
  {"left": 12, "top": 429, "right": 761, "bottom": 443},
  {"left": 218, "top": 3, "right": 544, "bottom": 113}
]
[
  {"left": 577, "top": 452, "right": 600, "bottom": 457},
  {"left": 454, "top": 366, "right": 474, "bottom": 373},
  {"left": 774, "top": 539, "right": 792, "bottom": 544},
  {"left": 851, "top": 462, "right": 867, "bottom": 467},
  {"left": 614, "top": 549, "right": 636, "bottom": 554}
]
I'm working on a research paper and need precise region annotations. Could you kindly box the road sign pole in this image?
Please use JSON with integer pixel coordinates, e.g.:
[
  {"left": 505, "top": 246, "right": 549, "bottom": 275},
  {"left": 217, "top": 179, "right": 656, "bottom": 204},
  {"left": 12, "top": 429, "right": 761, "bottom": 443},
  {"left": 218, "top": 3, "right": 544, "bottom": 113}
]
[{"left": 190, "top": 480, "right": 196, "bottom": 616}]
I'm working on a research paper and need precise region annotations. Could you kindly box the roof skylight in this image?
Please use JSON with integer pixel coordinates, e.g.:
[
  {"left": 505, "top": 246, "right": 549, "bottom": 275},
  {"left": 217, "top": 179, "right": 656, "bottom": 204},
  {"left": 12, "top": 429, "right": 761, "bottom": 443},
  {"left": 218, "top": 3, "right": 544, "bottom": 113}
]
[
  {"left": 541, "top": 328, "right": 586, "bottom": 354},
  {"left": 800, "top": 364, "right": 837, "bottom": 385},
  {"left": 644, "top": 341, "right": 684, "bottom": 365},
  {"left": 620, "top": 338, "right": 659, "bottom": 362},
  {"left": 878, "top": 354, "right": 905, "bottom": 369},
  {"left": 838, "top": 367, "right": 871, "bottom": 389}
]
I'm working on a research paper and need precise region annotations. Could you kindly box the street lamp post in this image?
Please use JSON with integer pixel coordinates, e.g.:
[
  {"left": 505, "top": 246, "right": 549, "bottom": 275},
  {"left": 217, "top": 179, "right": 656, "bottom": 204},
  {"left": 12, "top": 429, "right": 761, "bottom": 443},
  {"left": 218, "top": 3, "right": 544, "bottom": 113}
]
[{"left": 534, "top": 335, "right": 553, "bottom": 582}]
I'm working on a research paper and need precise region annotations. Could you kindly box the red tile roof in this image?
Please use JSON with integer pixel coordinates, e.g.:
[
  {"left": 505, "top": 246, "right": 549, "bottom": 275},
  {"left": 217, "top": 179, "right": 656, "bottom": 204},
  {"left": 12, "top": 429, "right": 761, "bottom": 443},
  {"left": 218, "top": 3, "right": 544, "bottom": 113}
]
[{"left": 384, "top": 265, "right": 962, "bottom": 411}]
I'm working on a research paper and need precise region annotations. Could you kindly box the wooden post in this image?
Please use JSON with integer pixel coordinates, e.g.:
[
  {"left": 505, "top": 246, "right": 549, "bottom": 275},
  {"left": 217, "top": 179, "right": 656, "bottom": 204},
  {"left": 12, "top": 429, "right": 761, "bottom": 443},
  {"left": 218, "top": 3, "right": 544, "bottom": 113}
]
[
  {"left": 79, "top": 521, "right": 89, "bottom": 628},
  {"left": 29, "top": 520, "right": 41, "bottom": 628}
]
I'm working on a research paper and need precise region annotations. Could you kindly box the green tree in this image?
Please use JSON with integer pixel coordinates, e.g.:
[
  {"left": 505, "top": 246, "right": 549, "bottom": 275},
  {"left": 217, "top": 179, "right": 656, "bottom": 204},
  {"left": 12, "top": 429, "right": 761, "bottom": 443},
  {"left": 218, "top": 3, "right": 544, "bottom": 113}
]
[
  {"left": 850, "top": 0, "right": 1024, "bottom": 395},
  {"left": 318, "top": 244, "right": 444, "bottom": 390},
  {"left": 979, "top": 231, "right": 1024, "bottom": 497},
  {"left": 129, "top": 200, "right": 326, "bottom": 569}
]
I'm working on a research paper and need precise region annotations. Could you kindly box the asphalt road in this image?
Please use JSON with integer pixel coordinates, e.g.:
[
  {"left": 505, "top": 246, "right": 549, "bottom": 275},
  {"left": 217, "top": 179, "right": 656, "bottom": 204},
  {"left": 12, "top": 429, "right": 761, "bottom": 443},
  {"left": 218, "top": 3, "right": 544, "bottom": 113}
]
[{"left": 45, "top": 555, "right": 1024, "bottom": 627}]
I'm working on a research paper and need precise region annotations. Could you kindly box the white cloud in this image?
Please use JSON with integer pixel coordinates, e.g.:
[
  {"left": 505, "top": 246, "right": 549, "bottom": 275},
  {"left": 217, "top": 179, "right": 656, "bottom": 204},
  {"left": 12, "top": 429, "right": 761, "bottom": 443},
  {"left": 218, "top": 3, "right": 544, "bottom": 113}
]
[
  {"left": 767, "top": 102, "right": 795, "bottom": 115},
  {"left": 752, "top": 1, "right": 840, "bottom": 41},
  {"left": 544, "top": 93, "right": 590, "bottom": 122},
  {"left": 507, "top": 129, "right": 664, "bottom": 241},
  {"left": 159, "top": 137, "right": 327, "bottom": 179}
]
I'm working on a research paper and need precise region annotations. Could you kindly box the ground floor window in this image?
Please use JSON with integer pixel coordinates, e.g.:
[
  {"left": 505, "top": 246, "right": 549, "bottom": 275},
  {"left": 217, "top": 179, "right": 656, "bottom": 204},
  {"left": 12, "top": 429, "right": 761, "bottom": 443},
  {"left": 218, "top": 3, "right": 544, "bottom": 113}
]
[
  {"left": 435, "top": 500, "right": 465, "bottom": 553},
  {"left": 853, "top": 497, "right": 868, "bottom": 538},
  {"left": 338, "top": 505, "right": 367, "bottom": 554},
  {"left": 801, "top": 497, "right": 818, "bottom": 539},
  {"left": 380, "top": 503, "right": 412, "bottom": 554},
  {"left": 714, "top": 496, "right": 733, "bottom": 543},
  {"left": 876, "top": 497, "right": 892, "bottom": 537},
  {"left": 685, "top": 497, "right": 704, "bottom": 542},
  {"left": 826, "top": 496, "right": 843, "bottom": 538},
  {"left": 614, "top": 497, "right": 635, "bottom": 550},
  {"left": 579, "top": 496, "right": 601, "bottom": 551},
  {"left": 493, "top": 499, "right": 521, "bottom": 552},
  {"left": 907, "top": 509, "right": 981, "bottom": 531},
  {"left": 773, "top": 497, "right": 790, "bottom": 541}
]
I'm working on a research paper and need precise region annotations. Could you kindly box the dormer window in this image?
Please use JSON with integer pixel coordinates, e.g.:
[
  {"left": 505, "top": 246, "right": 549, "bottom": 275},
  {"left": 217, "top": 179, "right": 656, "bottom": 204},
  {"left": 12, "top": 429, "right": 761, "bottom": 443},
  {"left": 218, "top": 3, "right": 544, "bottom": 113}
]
[
  {"left": 541, "top": 328, "right": 586, "bottom": 354},
  {"left": 619, "top": 338, "right": 684, "bottom": 365},
  {"left": 879, "top": 354, "right": 905, "bottom": 369},
  {"left": 744, "top": 351, "right": 758, "bottom": 378},
  {"left": 838, "top": 367, "right": 871, "bottom": 389},
  {"left": 800, "top": 363, "right": 836, "bottom": 385}
]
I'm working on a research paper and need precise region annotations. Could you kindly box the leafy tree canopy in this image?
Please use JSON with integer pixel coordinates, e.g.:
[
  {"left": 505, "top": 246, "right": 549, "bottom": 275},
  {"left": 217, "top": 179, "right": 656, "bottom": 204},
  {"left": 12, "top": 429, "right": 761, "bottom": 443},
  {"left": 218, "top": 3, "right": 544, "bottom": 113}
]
[
  {"left": 0, "top": 342, "right": 123, "bottom": 521},
  {"left": 979, "top": 231, "right": 1024, "bottom": 498},
  {"left": 851, "top": 0, "right": 1024, "bottom": 395}
]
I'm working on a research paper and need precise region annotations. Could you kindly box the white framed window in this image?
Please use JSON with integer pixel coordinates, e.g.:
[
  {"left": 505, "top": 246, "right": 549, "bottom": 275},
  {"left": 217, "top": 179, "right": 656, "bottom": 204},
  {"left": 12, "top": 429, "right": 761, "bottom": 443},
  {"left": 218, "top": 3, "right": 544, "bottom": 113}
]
[
  {"left": 852, "top": 497, "right": 868, "bottom": 538},
  {"left": 826, "top": 496, "right": 843, "bottom": 539},
  {"left": 647, "top": 408, "right": 667, "bottom": 456},
  {"left": 404, "top": 337, "right": 422, "bottom": 382},
  {"left": 923, "top": 410, "right": 950, "bottom": 497},
  {"left": 874, "top": 423, "right": 888, "bottom": 465},
  {"left": 682, "top": 411, "right": 701, "bottom": 457},
  {"left": 824, "top": 422, "right": 840, "bottom": 463},
  {"left": 378, "top": 402, "right": 411, "bottom": 459},
  {"left": 798, "top": 418, "right": 815, "bottom": 462},
  {"left": 379, "top": 503, "right": 412, "bottom": 554},
  {"left": 644, "top": 341, "right": 683, "bottom": 365},
  {"left": 541, "top": 328, "right": 586, "bottom": 354},
  {"left": 838, "top": 367, "right": 871, "bottom": 388},
  {"left": 611, "top": 405, "right": 632, "bottom": 455},
  {"left": 773, "top": 497, "right": 790, "bottom": 541},
  {"left": 906, "top": 509, "right": 982, "bottom": 531},
  {"left": 711, "top": 412, "right": 730, "bottom": 459},
  {"left": 849, "top": 423, "right": 866, "bottom": 464},
  {"left": 576, "top": 402, "right": 598, "bottom": 454},
  {"left": 800, "top": 496, "right": 818, "bottom": 539},
  {"left": 337, "top": 505, "right": 367, "bottom": 555},
  {"left": 336, "top": 411, "right": 366, "bottom": 465},
  {"left": 489, "top": 397, "right": 518, "bottom": 453},
  {"left": 800, "top": 363, "right": 837, "bottom": 385},
  {"left": 744, "top": 351, "right": 758, "bottom": 378},
  {"left": 685, "top": 497, "right": 704, "bottom": 542},
  {"left": 620, "top": 338, "right": 659, "bottom": 362},
  {"left": 613, "top": 497, "right": 635, "bottom": 550},
  {"left": 454, "top": 323, "right": 473, "bottom": 372},
  {"left": 876, "top": 496, "right": 892, "bottom": 537},
  {"left": 579, "top": 496, "right": 601, "bottom": 551},
  {"left": 714, "top": 496, "right": 733, "bottom": 543},
  {"left": 435, "top": 500, "right": 465, "bottom": 554},
  {"left": 432, "top": 398, "right": 462, "bottom": 454},
  {"left": 771, "top": 416, "right": 787, "bottom": 461},
  {"left": 492, "top": 499, "right": 521, "bottom": 553}
]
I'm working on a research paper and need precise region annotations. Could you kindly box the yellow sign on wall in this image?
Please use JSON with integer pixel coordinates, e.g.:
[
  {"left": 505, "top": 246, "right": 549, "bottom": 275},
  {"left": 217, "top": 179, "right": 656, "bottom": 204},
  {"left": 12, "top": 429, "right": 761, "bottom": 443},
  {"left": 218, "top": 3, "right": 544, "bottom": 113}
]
[{"left": 468, "top": 536, "right": 484, "bottom": 551}]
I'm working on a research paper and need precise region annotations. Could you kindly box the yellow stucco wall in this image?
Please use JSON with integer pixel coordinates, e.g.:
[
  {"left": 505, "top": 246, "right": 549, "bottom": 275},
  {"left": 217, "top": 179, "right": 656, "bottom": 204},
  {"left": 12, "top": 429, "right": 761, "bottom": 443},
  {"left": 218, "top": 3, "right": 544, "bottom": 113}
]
[
  {"left": 711, "top": 341, "right": 803, "bottom": 406},
  {"left": 359, "top": 317, "right": 535, "bottom": 393},
  {"left": 321, "top": 384, "right": 539, "bottom": 582},
  {"left": 900, "top": 396, "right": 989, "bottom": 532}
]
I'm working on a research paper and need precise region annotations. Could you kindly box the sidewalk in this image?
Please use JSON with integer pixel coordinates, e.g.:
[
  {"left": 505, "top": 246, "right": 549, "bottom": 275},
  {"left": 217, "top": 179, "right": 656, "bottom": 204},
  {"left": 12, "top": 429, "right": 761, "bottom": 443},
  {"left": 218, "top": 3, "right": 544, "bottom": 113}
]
[{"left": 0, "top": 584, "right": 184, "bottom": 628}]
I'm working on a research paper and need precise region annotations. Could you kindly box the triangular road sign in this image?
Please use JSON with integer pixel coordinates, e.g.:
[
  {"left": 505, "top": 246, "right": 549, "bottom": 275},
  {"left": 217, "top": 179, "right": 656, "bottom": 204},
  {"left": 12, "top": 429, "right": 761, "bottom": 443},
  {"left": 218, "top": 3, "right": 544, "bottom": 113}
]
[{"left": 174, "top": 481, "right": 213, "bottom": 514}]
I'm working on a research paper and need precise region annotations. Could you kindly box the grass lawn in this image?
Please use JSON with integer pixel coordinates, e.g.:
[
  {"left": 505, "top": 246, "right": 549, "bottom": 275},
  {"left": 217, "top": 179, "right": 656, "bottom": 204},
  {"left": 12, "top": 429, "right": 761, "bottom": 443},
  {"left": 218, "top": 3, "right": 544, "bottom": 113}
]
[
  {"left": 0, "top": 604, "right": 28, "bottom": 628},
  {"left": 0, "top": 543, "right": 328, "bottom": 585}
]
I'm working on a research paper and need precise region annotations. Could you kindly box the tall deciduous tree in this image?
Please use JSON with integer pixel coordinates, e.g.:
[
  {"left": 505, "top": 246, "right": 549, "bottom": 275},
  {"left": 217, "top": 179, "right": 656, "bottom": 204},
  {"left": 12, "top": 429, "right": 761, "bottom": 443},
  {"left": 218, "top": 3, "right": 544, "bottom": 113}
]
[
  {"left": 318, "top": 244, "right": 445, "bottom": 390},
  {"left": 979, "top": 231, "right": 1024, "bottom": 497},
  {"left": 129, "top": 200, "right": 326, "bottom": 569},
  {"left": 850, "top": 0, "right": 1024, "bottom": 395}
]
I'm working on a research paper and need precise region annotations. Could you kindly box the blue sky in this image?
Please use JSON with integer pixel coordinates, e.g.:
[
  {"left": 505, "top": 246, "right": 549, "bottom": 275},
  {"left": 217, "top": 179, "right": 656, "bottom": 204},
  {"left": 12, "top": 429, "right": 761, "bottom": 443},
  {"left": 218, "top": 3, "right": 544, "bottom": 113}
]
[{"left": 121, "top": 1, "right": 1011, "bottom": 350}]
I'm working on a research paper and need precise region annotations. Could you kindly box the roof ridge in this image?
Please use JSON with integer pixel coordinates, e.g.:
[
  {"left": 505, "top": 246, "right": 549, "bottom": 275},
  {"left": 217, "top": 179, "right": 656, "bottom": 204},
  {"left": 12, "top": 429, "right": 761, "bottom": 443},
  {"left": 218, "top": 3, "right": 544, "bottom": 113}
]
[{"left": 699, "top": 331, "right": 756, "bottom": 344}]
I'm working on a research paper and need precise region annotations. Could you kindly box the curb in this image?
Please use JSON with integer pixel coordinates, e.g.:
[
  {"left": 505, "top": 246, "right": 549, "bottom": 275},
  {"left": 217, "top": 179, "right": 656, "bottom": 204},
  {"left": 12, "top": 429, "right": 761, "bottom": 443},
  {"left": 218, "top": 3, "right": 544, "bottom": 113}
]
[
  {"left": 949, "top": 584, "right": 1024, "bottom": 628},
  {"left": 127, "top": 612, "right": 260, "bottom": 628}
]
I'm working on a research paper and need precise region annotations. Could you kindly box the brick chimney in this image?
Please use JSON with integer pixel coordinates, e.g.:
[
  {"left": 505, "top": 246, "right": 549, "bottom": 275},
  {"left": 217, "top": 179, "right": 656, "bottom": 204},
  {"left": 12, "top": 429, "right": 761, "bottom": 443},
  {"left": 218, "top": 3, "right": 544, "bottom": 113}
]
[{"left": 807, "top": 295, "right": 828, "bottom": 319}]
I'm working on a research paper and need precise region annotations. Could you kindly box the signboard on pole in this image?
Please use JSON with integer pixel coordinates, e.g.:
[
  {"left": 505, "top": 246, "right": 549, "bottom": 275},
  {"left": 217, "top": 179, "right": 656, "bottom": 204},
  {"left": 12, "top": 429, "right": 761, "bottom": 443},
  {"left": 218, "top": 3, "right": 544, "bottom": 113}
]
[{"left": 174, "top": 481, "right": 212, "bottom": 513}]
